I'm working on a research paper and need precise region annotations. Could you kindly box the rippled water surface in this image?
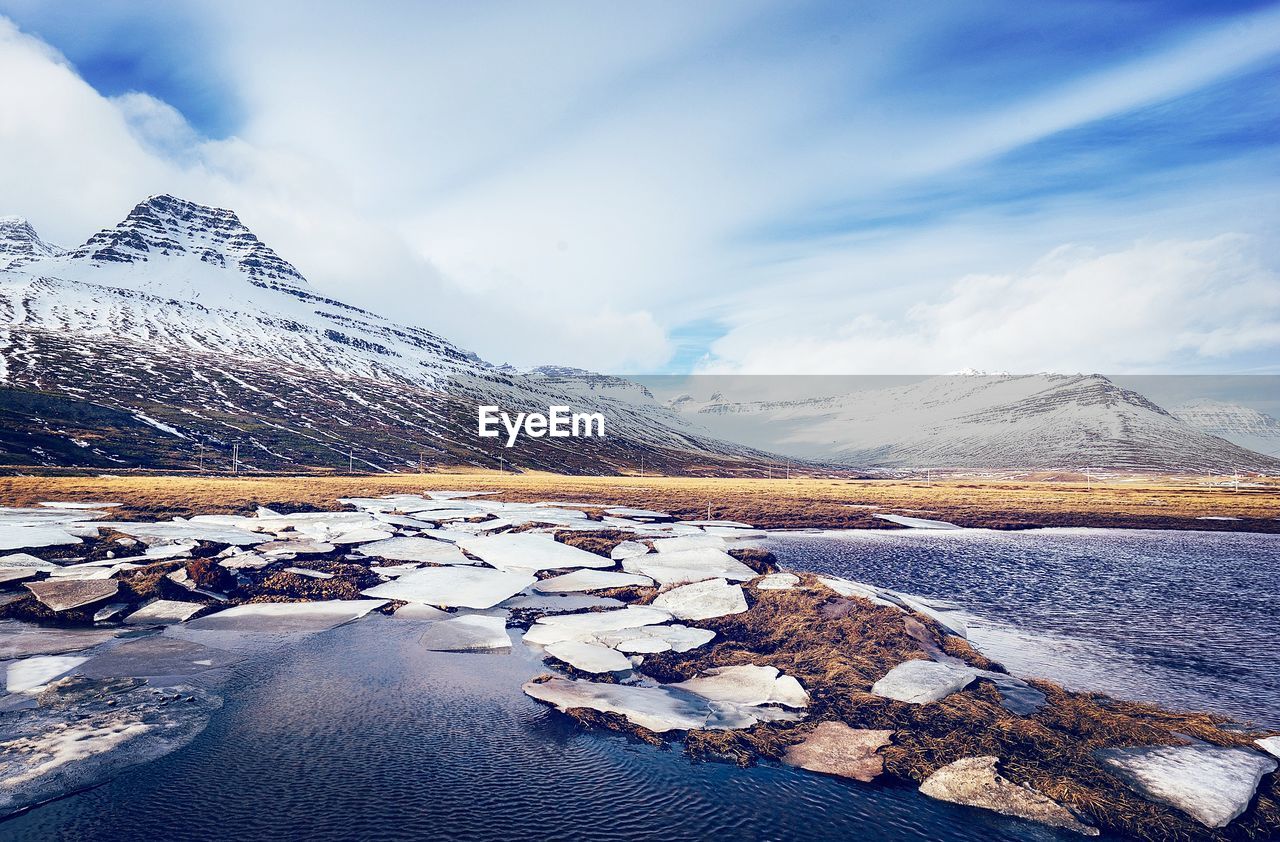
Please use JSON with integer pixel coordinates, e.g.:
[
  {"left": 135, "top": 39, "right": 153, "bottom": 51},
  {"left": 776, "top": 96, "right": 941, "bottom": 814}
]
[
  {"left": 4, "top": 618, "right": 1082, "bottom": 842},
  {"left": 764, "top": 527, "right": 1280, "bottom": 726}
]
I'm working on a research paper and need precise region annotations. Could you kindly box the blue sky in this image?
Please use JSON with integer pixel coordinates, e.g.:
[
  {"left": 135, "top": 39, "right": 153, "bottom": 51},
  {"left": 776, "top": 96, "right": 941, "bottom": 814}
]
[{"left": 0, "top": 1, "right": 1276, "bottom": 374}]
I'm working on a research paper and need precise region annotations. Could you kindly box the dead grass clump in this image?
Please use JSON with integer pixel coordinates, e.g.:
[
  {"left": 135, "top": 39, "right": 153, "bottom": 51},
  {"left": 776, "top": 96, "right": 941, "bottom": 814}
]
[
  {"left": 251, "top": 569, "right": 369, "bottom": 601},
  {"left": 726, "top": 547, "right": 780, "bottom": 575},
  {"left": 186, "top": 558, "right": 236, "bottom": 591},
  {"left": 685, "top": 723, "right": 797, "bottom": 766},
  {"left": 119, "top": 560, "right": 187, "bottom": 601},
  {"left": 594, "top": 585, "right": 658, "bottom": 604},
  {"left": 0, "top": 595, "right": 98, "bottom": 625},
  {"left": 562, "top": 708, "right": 667, "bottom": 747},
  {"left": 551, "top": 529, "right": 634, "bottom": 557}
]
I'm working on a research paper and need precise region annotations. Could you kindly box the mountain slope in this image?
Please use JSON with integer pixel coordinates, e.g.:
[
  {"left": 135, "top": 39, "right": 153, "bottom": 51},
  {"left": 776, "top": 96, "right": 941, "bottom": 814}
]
[
  {"left": 0, "top": 216, "right": 64, "bottom": 270},
  {"left": 0, "top": 196, "right": 776, "bottom": 474},
  {"left": 670, "top": 374, "right": 1280, "bottom": 473},
  {"left": 1172, "top": 399, "right": 1280, "bottom": 458}
]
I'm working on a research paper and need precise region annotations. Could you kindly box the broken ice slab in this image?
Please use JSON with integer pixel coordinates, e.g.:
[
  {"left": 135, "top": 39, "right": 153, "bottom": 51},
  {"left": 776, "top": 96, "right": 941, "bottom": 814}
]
[
  {"left": 455, "top": 533, "right": 614, "bottom": 574},
  {"left": 419, "top": 615, "right": 511, "bottom": 652},
  {"left": 354, "top": 537, "right": 472, "bottom": 565},
  {"left": 184, "top": 599, "right": 387, "bottom": 633},
  {"left": 361, "top": 566, "right": 535, "bottom": 609}
]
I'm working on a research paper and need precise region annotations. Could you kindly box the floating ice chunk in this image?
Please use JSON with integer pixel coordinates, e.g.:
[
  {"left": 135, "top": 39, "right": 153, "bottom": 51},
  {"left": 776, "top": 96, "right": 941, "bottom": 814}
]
[
  {"left": 0, "top": 623, "right": 118, "bottom": 658},
  {"left": 651, "top": 535, "right": 726, "bottom": 553},
  {"left": 95, "top": 522, "right": 263, "bottom": 546},
  {"left": 6, "top": 655, "right": 89, "bottom": 692},
  {"left": 25, "top": 579, "right": 119, "bottom": 612},
  {"left": 671, "top": 665, "right": 808, "bottom": 708},
  {"left": 354, "top": 537, "right": 471, "bottom": 565},
  {"left": 593, "top": 624, "right": 716, "bottom": 654},
  {"left": 871, "top": 660, "right": 976, "bottom": 704},
  {"left": 920, "top": 756, "right": 1098, "bottom": 835},
  {"left": 419, "top": 615, "right": 511, "bottom": 651},
  {"left": 609, "top": 540, "right": 650, "bottom": 561},
  {"left": 0, "top": 568, "right": 37, "bottom": 586},
  {"left": 604, "top": 507, "right": 670, "bottom": 520},
  {"left": 623, "top": 548, "right": 757, "bottom": 587},
  {"left": 533, "top": 569, "right": 652, "bottom": 593},
  {"left": 255, "top": 539, "right": 335, "bottom": 556},
  {"left": 1096, "top": 744, "right": 1278, "bottom": 828},
  {"left": 0, "top": 553, "right": 59, "bottom": 571},
  {"left": 455, "top": 533, "right": 613, "bottom": 573},
  {"left": 185, "top": 599, "right": 387, "bottom": 633},
  {"left": 124, "top": 600, "right": 205, "bottom": 625},
  {"left": 874, "top": 514, "right": 961, "bottom": 530},
  {"left": 817, "top": 576, "right": 902, "bottom": 609},
  {"left": 0, "top": 525, "right": 82, "bottom": 552},
  {"left": 544, "top": 640, "right": 633, "bottom": 673},
  {"left": 681, "top": 519, "right": 754, "bottom": 529},
  {"left": 754, "top": 573, "right": 799, "bottom": 590},
  {"left": 1257, "top": 736, "right": 1280, "bottom": 760},
  {"left": 522, "top": 606, "right": 671, "bottom": 646},
  {"left": 523, "top": 677, "right": 710, "bottom": 732},
  {"left": 361, "top": 566, "right": 535, "bottom": 609},
  {"left": 329, "top": 527, "right": 394, "bottom": 545},
  {"left": 651, "top": 578, "right": 748, "bottom": 621},
  {"left": 393, "top": 603, "right": 450, "bottom": 621}
]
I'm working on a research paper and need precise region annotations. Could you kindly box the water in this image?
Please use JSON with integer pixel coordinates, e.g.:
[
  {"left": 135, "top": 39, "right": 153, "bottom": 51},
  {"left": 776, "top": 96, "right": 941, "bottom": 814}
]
[
  {"left": 1, "top": 618, "right": 1077, "bottom": 842},
  {"left": 763, "top": 527, "right": 1280, "bottom": 726},
  {"left": 7, "top": 527, "right": 1276, "bottom": 840}
]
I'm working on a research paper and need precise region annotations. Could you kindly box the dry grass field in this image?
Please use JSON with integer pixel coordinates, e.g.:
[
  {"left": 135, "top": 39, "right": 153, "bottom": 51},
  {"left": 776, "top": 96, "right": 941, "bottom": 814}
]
[{"left": 2, "top": 470, "right": 1277, "bottom": 532}]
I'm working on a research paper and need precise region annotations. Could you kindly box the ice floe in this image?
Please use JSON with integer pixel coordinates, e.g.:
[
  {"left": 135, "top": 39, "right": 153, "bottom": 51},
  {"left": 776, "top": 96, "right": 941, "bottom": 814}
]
[
  {"left": 362, "top": 566, "right": 535, "bottom": 609},
  {"left": 544, "top": 640, "right": 633, "bottom": 673},
  {"left": 871, "top": 660, "right": 976, "bottom": 704},
  {"left": 354, "top": 536, "right": 471, "bottom": 565},
  {"left": 184, "top": 600, "right": 387, "bottom": 633},
  {"left": 651, "top": 578, "right": 748, "bottom": 621},
  {"left": 0, "top": 525, "right": 83, "bottom": 552},
  {"left": 455, "top": 533, "right": 613, "bottom": 574},
  {"left": 671, "top": 665, "right": 809, "bottom": 709},
  {"left": 5, "top": 655, "right": 89, "bottom": 692},
  {"left": 608, "top": 540, "right": 651, "bottom": 561},
  {"left": 920, "top": 756, "right": 1098, "bottom": 835},
  {"left": 1095, "top": 744, "right": 1278, "bottom": 828},
  {"left": 419, "top": 615, "right": 511, "bottom": 651},
  {"left": 874, "top": 513, "right": 961, "bottom": 530},
  {"left": 533, "top": 569, "right": 652, "bottom": 593},
  {"left": 622, "top": 547, "right": 757, "bottom": 587},
  {"left": 522, "top": 606, "right": 672, "bottom": 646},
  {"left": 25, "top": 579, "right": 119, "bottom": 612},
  {"left": 591, "top": 624, "right": 716, "bottom": 654},
  {"left": 124, "top": 600, "right": 205, "bottom": 625},
  {"left": 754, "top": 572, "right": 799, "bottom": 590}
]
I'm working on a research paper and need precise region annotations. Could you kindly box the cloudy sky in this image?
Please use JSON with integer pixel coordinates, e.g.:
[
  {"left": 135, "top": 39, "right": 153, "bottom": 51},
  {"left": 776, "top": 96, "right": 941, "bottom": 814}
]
[{"left": 0, "top": 1, "right": 1277, "bottom": 374}]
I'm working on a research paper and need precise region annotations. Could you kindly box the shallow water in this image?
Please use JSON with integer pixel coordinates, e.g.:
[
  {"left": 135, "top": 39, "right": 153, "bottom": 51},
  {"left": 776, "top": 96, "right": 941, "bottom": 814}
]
[
  {"left": 763, "top": 527, "right": 1280, "bottom": 726},
  {"left": 3, "top": 617, "right": 1081, "bottom": 842}
]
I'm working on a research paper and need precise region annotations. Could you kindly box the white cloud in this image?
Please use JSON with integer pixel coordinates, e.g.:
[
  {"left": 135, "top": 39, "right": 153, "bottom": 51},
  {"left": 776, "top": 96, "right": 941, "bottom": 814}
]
[
  {"left": 701, "top": 235, "right": 1280, "bottom": 374},
  {"left": 0, "top": 6, "right": 1277, "bottom": 374}
]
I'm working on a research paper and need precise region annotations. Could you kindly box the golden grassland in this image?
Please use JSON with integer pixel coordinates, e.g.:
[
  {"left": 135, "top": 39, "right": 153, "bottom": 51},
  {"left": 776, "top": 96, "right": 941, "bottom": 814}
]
[{"left": 1, "top": 470, "right": 1277, "bottom": 531}]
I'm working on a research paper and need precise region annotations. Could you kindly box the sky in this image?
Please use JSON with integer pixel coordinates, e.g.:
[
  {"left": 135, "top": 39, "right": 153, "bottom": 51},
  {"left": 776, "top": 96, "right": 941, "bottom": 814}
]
[{"left": 0, "top": 0, "right": 1276, "bottom": 375}]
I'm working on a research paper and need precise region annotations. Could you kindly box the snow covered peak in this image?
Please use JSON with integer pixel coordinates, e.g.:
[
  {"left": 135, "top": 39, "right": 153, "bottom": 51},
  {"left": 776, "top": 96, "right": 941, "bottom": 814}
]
[
  {"left": 0, "top": 215, "right": 65, "bottom": 269},
  {"left": 1172, "top": 399, "right": 1280, "bottom": 455},
  {"left": 64, "top": 194, "right": 308, "bottom": 291}
]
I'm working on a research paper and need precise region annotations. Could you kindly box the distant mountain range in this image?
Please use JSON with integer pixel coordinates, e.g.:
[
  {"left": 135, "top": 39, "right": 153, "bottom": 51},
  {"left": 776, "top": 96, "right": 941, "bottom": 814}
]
[
  {"left": 1, "top": 196, "right": 1274, "bottom": 475},
  {"left": 0, "top": 196, "right": 773, "bottom": 474},
  {"left": 667, "top": 374, "right": 1280, "bottom": 474}
]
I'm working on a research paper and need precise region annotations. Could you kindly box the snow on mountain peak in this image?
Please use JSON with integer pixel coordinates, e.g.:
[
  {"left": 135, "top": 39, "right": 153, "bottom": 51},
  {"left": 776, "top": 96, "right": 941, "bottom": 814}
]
[
  {"left": 0, "top": 215, "right": 65, "bottom": 269},
  {"left": 65, "top": 194, "right": 308, "bottom": 291}
]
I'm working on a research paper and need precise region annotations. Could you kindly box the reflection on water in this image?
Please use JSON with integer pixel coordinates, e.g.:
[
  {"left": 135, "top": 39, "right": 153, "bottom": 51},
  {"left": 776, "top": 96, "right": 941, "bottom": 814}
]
[
  {"left": 763, "top": 527, "right": 1280, "bottom": 726},
  {"left": 3, "top": 618, "right": 1078, "bottom": 842}
]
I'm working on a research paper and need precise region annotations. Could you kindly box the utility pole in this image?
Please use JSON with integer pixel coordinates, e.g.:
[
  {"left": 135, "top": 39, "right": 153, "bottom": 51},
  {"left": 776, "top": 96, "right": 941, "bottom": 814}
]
[
  {"left": 499, "top": 455, "right": 505, "bottom": 473},
  {"left": 232, "top": 442, "right": 240, "bottom": 475},
  {"left": 349, "top": 448, "right": 354, "bottom": 473},
  {"left": 196, "top": 441, "right": 204, "bottom": 473},
  {"left": 418, "top": 451, "right": 424, "bottom": 474},
  {"left": 707, "top": 502, "right": 712, "bottom": 520},
  {"left": 640, "top": 453, "right": 644, "bottom": 478},
  {"left": 786, "top": 460, "right": 790, "bottom": 480}
]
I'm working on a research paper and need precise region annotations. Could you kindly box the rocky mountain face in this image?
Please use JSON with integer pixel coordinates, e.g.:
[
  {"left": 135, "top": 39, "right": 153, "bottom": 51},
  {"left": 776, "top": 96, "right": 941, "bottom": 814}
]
[
  {"left": 0, "top": 216, "right": 65, "bottom": 269},
  {"left": 1172, "top": 399, "right": 1280, "bottom": 459},
  {"left": 669, "top": 374, "right": 1280, "bottom": 473},
  {"left": 0, "top": 196, "right": 773, "bottom": 474}
]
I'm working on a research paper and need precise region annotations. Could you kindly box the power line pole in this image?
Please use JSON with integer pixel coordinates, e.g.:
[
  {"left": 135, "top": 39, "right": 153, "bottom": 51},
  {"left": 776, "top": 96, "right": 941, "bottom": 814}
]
[
  {"left": 196, "top": 441, "right": 204, "bottom": 473},
  {"left": 349, "top": 447, "right": 354, "bottom": 473},
  {"left": 232, "top": 442, "right": 239, "bottom": 475}
]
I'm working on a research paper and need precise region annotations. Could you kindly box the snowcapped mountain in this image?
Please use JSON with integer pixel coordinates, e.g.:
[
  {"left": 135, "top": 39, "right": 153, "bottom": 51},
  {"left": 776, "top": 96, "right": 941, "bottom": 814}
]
[
  {"left": 1172, "top": 399, "right": 1280, "bottom": 458},
  {"left": 0, "top": 195, "right": 773, "bottom": 474},
  {"left": 0, "top": 216, "right": 65, "bottom": 269},
  {"left": 669, "top": 374, "right": 1280, "bottom": 473}
]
